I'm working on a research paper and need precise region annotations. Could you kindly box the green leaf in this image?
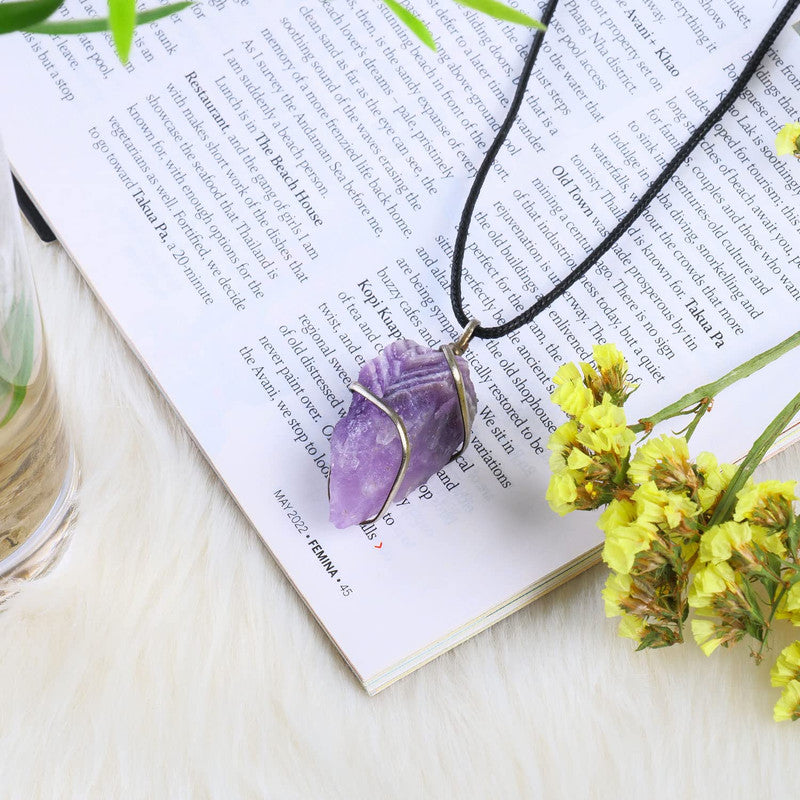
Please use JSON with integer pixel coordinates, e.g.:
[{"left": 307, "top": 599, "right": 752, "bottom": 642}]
[
  {"left": 787, "top": 514, "right": 800, "bottom": 560},
  {"left": 0, "top": 376, "right": 13, "bottom": 412},
  {"left": 743, "top": 617, "right": 764, "bottom": 643},
  {"left": 709, "top": 390, "right": 800, "bottom": 527},
  {"left": 742, "top": 579, "right": 765, "bottom": 623},
  {"left": 0, "top": 295, "right": 34, "bottom": 384},
  {"left": 758, "top": 559, "right": 779, "bottom": 598},
  {"left": 0, "top": 295, "right": 35, "bottom": 429},
  {"left": 25, "top": 1, "right": 191, "bottom": 34},
  {"left": 786, "top": 513, "right": 800, "bottom": 561},
  {"left": 381, "top": 0, "right": 436, "bottom": 50},
  {"left": 0, "top": 0, "right": 63, "bottom": 34},
  {"left": 16, "top": 303, "right": 34, "bottom": 389},
  {"left": 0, "top": 383, "right": 27, "bottom": 428},
  {"left": 108, "top": 0, "right": 135, "bottom": 62},
  {"left": 452, "top": 0, "right": 545, "bottom": 30},
  {"left": 766, "top": 552, "right": 783, "bottom": 582}
]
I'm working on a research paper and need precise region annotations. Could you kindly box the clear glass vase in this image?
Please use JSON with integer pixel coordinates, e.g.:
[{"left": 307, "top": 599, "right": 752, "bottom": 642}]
[{"left": 0, "top": 139, "right": 78, "bottom": 600}]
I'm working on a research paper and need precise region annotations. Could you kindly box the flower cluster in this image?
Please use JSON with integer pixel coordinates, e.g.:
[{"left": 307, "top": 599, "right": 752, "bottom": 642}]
[
  {"left": 546, "top": 344, "right": 636, "bottom": 516},
  {"left": 547, "top": 344, "right": 800, "bottom": 721},
  {"left": 771, "top": 642, "right": 800, "bottom": 721}
]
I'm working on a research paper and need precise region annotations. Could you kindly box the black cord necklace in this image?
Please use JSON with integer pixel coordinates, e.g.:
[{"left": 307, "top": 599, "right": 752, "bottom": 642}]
[
  {"left": 452, "top": 0, "right": 800, "bottom": 339},
  {"left": 328, "top": 0, "right": 800, "bottom": 529}
]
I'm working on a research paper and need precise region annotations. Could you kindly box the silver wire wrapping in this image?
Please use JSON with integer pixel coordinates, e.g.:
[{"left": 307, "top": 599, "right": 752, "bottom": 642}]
[
  {"left": 328, "top": 320, "right": 480, "bottom": 526},
  {"left": 346, "top": 382, "right": 410, "bottom": 524}
]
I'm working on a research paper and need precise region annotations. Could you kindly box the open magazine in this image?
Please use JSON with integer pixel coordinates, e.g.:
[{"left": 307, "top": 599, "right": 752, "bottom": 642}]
[{"left": 2, "top": 0, "right": 800, "bottom": 692}]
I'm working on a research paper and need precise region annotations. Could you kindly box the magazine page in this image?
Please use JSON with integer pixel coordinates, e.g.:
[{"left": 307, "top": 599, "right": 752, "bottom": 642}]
[{"left": 1, "top": 0, "right": 799, "bottom": 688}]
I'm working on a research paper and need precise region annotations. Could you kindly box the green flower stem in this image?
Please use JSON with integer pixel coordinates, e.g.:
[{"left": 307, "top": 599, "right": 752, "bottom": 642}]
[
  {"left": 758, "top": 585, "right": 788, "bottom": 661},
  {"left": 630, "top": 330, "right": 800, "bottom": 434},
  {"left": 680, "top": 401, "right": 710, "bottom": 443}
]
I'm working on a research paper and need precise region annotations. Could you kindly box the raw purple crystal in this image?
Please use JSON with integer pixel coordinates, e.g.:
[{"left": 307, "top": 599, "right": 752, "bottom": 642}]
[{"left": 329, "top": 339, "right": 477, "bottom": 528}]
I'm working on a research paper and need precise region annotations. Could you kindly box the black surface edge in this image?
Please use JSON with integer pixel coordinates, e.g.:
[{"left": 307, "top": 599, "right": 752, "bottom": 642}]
[{"left": 12, "top": 173, "right": 56, "bottom": 242}]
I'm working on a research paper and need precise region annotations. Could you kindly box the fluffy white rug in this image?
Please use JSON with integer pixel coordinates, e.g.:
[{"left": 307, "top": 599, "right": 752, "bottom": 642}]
[{"left": 1, "top": 224, "right": 799, "bottom": 799}]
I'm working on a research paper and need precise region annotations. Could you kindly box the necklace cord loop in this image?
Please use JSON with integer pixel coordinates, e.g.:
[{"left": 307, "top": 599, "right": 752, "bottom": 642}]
[
  {"left": 452, "top": 318, "right": 481, "bottom": 356},
  {"left": 450, "top": 0, "right": 800, "bottom": 341}
]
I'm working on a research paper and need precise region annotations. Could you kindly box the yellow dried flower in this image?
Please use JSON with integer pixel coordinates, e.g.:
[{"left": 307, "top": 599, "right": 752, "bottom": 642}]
[
  {"left": 774, "top": 680, "right": 800, "bottom": 721},
  {"left": 552, "top": 362, "right": 581, "bottom": 385},
  {"left": 579, "top": 393, "right": 626, "bottom": 430},
  {"left": 734, "top": 480, "right": 796, "bottom": 529},
  {"left": 688, "top": 562, "right": 738, "bottom": 608},
  {"left": 549, "top": 420, "right": 579, "bottom": 449},
  {"left": 576, "top": 394, "right": 635, "bottom": 455},
  {"left": 598, "top": 498, "right": 637, "bottom": 533},
  {"left": 546, "top": 471, "right": 578, "bottom": 516},
  {"left": 566, "top": 448, "right": 594, "bottom": 471},
  {"left": 588, "top": 343, "right": 634, "bottom": 402},
  {"left": 548, "top": 343, "right": 800, "bottom": 718},
  {"left": 602, "top": 571, "right": 633, "bottom": 617},
  {"left": 552, "top": 363, "right": 594, "bottom": 417},
  {"left": 692, "top": 618, "right": 725, "bottom": 656},
  {"left": 602, "top": 515, "right": 657, "bottom": 574},
  {"left": 547, "top": 420, "right": 580, "bottom": 472},
  {"left": 758, "top": 528, "right": 788, "bottom": 558},
  {"left": 771, "top": 642, "right": 800, "bottom": 688},
  {"left": 776, "top": 583, "right": 800, "bottom": 626},
  {"left": 699, "top": 521, "right": 755, "bottom": 564},
  {"left": 628, "top": 435, "right": 693, "bottom": 488},
  {"left": 577, "top": 426, "right": 636, "bottom": 457},
  {"left": 593, "top": 343, "right": 627, "bottom": 375},
  {"left": 579, "top": 360, "right": 599, "bottom": 384},
  {"left": 695, "top": 452, "right": 737, "bottom": 512},
  {"left": 699, "top": 520, "right": 785, "bottom": 564},
  {"left": 632, "top": 481, "right": 698, "bottom": 530},
  {"left": 775, "top": 122, "right": 800, "bottom": 156},
  {"left": 618, "top": 613, "right": 647, "bottom": 643}
]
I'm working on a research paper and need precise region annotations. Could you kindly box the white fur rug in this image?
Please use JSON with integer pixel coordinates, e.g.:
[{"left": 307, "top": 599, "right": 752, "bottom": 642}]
[{"left": 2, "top": 224, "right": 799, "bottom": 799}]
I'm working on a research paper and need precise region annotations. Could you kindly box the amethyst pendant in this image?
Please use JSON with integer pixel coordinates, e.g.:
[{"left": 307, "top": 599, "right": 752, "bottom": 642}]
[{"left": 329, "top": 338, "right": 477, "bottom": 528}]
